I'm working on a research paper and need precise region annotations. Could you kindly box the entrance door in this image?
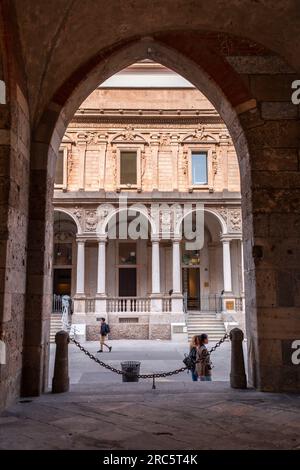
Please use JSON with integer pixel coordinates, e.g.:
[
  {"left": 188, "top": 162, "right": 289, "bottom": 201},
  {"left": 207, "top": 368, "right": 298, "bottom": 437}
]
[
  {"left": 182, "top": 267, "right": 200, "bottom": 310},
  {"left": 53, "top": 268, "right": 72, "bottom": 296},
  {"left": 119, "top": 268, "right": 137, "bottom": 297}
]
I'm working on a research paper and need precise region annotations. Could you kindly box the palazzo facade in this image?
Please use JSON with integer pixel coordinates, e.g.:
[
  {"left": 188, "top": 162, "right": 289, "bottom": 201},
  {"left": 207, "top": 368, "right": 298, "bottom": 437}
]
[{"left": 52, "top": 63, "right": 244, "bottom": 341}]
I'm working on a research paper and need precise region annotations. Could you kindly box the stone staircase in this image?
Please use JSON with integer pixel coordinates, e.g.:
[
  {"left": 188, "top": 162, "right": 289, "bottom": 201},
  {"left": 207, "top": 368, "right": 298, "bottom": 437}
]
[
  {"left": 50, "top": 314, "right": 63, "bottom": 343},
  {"left": 187, "top": 311, "right": 226, "bottom": 342}
]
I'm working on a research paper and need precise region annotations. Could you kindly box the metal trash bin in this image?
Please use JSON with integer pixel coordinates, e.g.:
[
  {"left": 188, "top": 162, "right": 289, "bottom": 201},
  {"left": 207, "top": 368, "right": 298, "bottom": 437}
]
[{"left": 121, "top": 361, "right": 141, "bottom": 382}]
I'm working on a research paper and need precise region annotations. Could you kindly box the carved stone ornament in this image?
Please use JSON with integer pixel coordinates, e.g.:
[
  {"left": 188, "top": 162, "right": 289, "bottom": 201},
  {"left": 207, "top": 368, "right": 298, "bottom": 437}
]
[
  {"left": 212, "top": 150, "right": 218, "bottom": 175},
  {"left": 72, "top": 206, "right": 82, "bottom": 219},
  {"left": 121, "top": 125, "right": 136, "bottom": 141},
  {"left": 228, "top": 209, "right": 242, "bottom": 232},
  {"left": 161, "top": 209, "right": 171, "bottom": 233},
  {"left": 182, "top": 149, "right": 188, "bottom": 176},
  {"left": 85, "top": 210, "right": 97, "bottom": 232},
  {"left": 159, "top": 133, "right": 170, "bottom": 146},
  {"left": 76, "top": 131, "right": 108, "bottom": 145},
  {"left": 192, "top": 125, "right": 206, "bottom": 140},
  {"left": 173, "top": 204, "right": 183, "bottom": 233},
  {"left": 218, "top": 207, "right": 228, "bottom": 223}
]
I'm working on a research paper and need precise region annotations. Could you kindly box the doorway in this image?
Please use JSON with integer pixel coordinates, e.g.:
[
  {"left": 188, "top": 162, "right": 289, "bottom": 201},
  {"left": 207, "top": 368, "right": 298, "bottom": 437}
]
[
  {"left": 119, "top": 268, "right": 137, "bottom": 297},
  {"left": 53, "top": 268, "right": 72, "bottom": 296},
  {"left": 183, "top": 267, "right": 200, "bottom": 310}
]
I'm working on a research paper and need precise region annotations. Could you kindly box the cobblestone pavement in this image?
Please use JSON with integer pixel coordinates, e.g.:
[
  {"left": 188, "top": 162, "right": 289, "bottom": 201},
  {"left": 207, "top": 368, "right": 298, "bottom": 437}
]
[{"left": 0, "top": 340, "right": 299, "bottom": 450}]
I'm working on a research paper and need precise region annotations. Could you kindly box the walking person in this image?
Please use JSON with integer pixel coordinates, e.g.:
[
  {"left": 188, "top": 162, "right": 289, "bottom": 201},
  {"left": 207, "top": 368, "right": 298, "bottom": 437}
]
[
  {"left": 196, "top": 333, "right": 212, "bottom": 381},
  {"left": 189, "top": 335, "right": 199, "bottom": 381},
  {"left": 97, "top": 317, "right": 112, "bottom": 353}
]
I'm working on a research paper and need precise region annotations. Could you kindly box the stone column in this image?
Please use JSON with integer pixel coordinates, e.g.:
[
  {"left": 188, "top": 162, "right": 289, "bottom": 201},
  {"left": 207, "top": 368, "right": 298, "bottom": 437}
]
[
  {"left": 172, "top": 239, "right": 181, "bottom": 293},
  {"left": 240, "top": 239, "right": 245, "bottom": 293},
  {"left": 171, "top": 238, "right": 183, "bottom": 312},
  {"left": 76, "top": 239, "right": 85, "bottom": 295},
  {"left": 97, "top": 239, "right": 106, "bottom": 295},
  {"left": 96, "top": 237, "right": 107, "bottom": 314},
  {"left": 222, "top": 239, "right": 232, "bottom": 293},
  {"left": 151, "top": 237, "right": 162, "bottom": 312}
]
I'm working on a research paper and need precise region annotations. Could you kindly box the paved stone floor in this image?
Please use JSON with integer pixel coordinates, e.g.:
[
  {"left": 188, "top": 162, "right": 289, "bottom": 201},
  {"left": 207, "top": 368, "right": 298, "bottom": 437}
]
[
  {"left": 1, "top": 339, "right": 300, "bottom": 450},
  {"left": 48, "top": 339, "right": 235, "bottom": 385}
]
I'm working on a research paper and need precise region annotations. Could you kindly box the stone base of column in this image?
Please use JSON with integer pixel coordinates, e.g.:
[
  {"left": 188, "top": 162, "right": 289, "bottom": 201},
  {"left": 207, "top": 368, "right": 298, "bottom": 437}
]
[
  {"left": 95, "top": 295, "right": 107, "bottom": 315},
  {"left": 73, "top": 295, "right": 86, "bottom": 314},
  {"left": 150, "top": 294, "right": 162, "bottom": 312},
  {"left": 171, "top": 293, "right": 184, "bottom": 314}
]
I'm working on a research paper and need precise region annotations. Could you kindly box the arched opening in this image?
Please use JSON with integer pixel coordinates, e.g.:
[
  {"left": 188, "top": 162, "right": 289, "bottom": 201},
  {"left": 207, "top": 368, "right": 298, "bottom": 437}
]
[
  {"left": 46, "top": 52, "right": 246, "bottom": 388},
  {"left": 21, "top": 35, "right": 300, "bottom": 397},
  {"left": 52, "top": 210, "right": 78, "bottom": 328}
]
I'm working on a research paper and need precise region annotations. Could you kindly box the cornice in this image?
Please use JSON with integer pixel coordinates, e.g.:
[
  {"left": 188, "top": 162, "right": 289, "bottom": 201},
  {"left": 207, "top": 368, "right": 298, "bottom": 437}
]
[
  {"left": 72, "top": 111, "right": 223, "bottom": 126},
  {"left": 53, "top": 190, "right": 241, "bottom": 205}
]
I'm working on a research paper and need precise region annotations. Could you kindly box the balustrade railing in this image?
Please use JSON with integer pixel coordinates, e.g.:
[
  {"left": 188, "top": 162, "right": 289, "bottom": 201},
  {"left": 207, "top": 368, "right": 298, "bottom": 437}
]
[
  {"left": 107, "top": 297, "right": 151, "bottom": 313},
  {"left": 85, "top": 298, "right": 96, "bottom": 313},
  {"left": 162, "top": 297, "right": 172, "bottom": 312},
  {"left": 53, "top": 294, "right": 244, "bottom": 314}
]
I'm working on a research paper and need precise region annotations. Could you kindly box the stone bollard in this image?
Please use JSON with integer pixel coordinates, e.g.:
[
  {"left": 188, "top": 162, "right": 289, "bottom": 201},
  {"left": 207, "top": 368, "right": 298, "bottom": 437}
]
[
  {"left": 52, "top": 330, "right": 70, "bottom": 393},
  {"left": 229, "top": 327, "right": 247, "bottom": 389}
]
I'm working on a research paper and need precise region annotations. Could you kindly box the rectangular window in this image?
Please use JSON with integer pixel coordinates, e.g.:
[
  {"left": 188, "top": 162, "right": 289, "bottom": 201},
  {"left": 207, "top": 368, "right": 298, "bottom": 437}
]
[
  {"left": 119, "top": 242, "right": 136, "bottom": 265},
  {"left": 120, "top": 151, "right": 137, "bottom": 185},
  {"left": 191, "top": 151, "right": 208, "bottom": 185},
  {"left": 55, "top": 150, "right": 64, "bottom": 186},
  {"left": 54, "top": 242, "right": 72, "bottom": 265}
]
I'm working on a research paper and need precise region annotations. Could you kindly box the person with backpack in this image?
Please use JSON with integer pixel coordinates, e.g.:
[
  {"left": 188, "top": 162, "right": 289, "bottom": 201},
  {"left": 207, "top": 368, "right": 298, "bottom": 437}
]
[
  {"left": 182, "top": 335, "right": 199, "bottom": 381},
  {"left": 196, "top": 333, "right": 212, "bottom": 381},
  {"left": 97, "top": 317, "right": 112, "bottom": 353},
  {"left": 189, "top": 335, "right": 199, "bottom": 381}
]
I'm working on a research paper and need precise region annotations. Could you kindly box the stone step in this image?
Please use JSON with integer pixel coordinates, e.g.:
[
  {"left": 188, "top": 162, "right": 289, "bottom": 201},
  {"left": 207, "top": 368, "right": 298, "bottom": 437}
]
[
  {"left": 188, "top": 322, "right": 224, "bottom": 329},
  {"left": 188, "top": 317, "right": 220, "bottom": 321},
  {"left": 188, "top": 312, "right": 219, "bottom": 315},
  {"left": 188, "top": 320, "right": 225, "bottom": 324},
  {"left": 187, "top": 327, "right": 226, "bottom": 334},
  {"left": 187, "top": 321, "right": 225, "bottom": 325},
  {"left": 187, "top": 327, "right": 226, "bottom": 335},
  {"left": 187, "top": 311, "right": 226, "bottom": 342},
  {"left": 50, "top": 315, "right": 63, "bottom": 343}
]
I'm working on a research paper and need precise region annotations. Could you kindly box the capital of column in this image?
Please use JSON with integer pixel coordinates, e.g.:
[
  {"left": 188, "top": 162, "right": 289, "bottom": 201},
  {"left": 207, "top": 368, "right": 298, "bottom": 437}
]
[
  {"left": 151, "top": 235, "right": 160, "bottom": 243},
  {"left": 220, "top": 236, "right": 232, "bottom": 243},
  {"left": 76, "top": 236, "right": 86, "bottom": 244},
  {"left": 97, "top": 235, "right": 108, "bottom": 244}
]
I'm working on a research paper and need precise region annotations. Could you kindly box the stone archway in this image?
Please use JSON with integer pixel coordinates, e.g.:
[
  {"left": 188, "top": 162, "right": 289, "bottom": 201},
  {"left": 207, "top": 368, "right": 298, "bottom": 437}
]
[{"left": 21, "top": 31, "right": 300, "bottom": 397}]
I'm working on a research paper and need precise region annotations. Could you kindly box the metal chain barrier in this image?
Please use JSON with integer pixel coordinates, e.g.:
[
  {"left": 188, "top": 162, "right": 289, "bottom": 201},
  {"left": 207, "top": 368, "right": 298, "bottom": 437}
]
[
  {"left": 69, "top": 332, "right": 229, "bottom": 389},
  {"left": 208, "top": 332, "right": 229, "bottom": 354}
]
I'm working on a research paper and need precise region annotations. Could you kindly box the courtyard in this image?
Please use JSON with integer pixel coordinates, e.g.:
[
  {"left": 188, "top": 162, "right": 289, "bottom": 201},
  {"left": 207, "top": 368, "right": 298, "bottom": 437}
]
[
  {"left": 49, "top": 339, "right": 234, "bottom": 386},
  {"left": 1, "top": 339, "right": 299, "bottom": 450}
]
